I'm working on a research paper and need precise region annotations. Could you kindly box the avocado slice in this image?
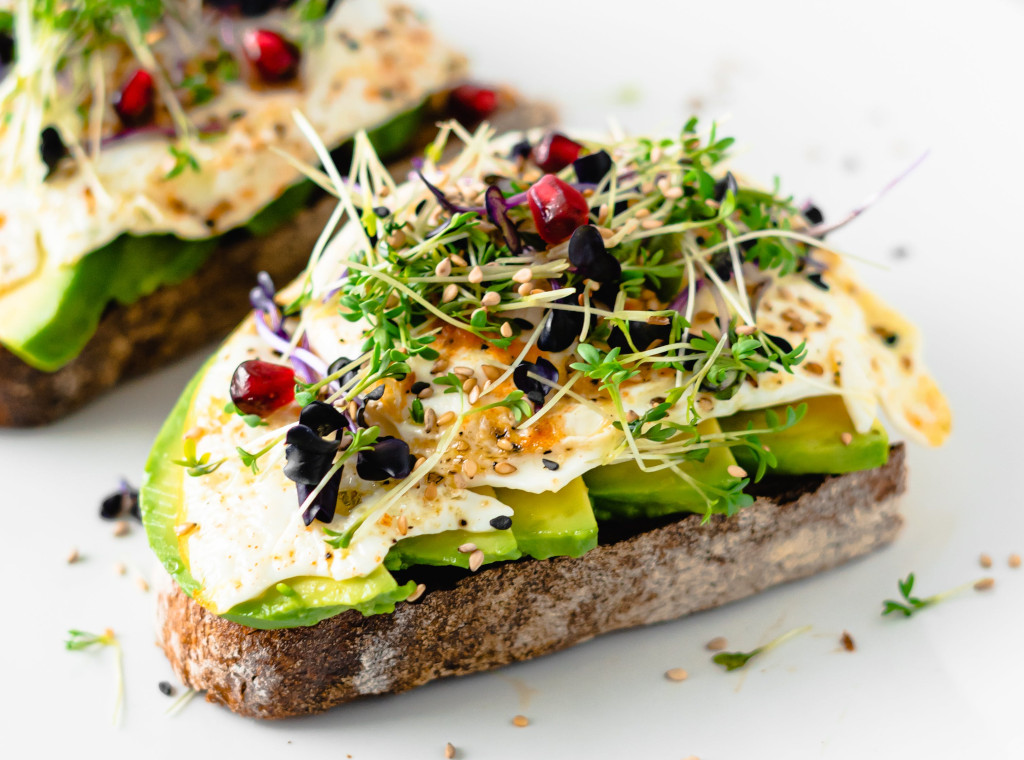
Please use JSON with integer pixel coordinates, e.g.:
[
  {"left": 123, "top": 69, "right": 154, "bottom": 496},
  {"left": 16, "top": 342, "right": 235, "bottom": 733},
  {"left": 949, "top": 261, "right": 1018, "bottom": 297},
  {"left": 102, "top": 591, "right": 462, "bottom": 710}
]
[
  {"left": 494, "top": 477, "right": 598, "bottom": 560},
  {"left": 584, "top": 419, "right": 747, "bottom": 520},
  {"left": 0, "top": 103, "right": 428, "bottom": 372},
  {"left": 140, "top": 359, "right": 414, "bottom": 630},
  {"left": 718, "top": 395, "right": 888, "bottom": 475},
  {"left": 384, "top": 528, "right": 521, "bottom": 571}
]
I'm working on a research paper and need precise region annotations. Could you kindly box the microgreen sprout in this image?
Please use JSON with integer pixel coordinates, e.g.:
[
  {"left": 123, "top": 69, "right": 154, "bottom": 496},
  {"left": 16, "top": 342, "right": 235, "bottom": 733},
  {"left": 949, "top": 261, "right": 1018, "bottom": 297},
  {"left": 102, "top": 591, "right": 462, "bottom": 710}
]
[
  {"left": 711, "top": 625, "right": 812, "bottom": 672},
  {"left": 881, "top": 573, "right": 987, "bottom": 618},
  {"left": 172, "top": 438, "right": 225, "bottom": 477},
  {"left": 65, "top": 628, "right": 124, "bottom": 724},
  {"left": 224, "top": 401, "right": 267, "bottom": 428}
]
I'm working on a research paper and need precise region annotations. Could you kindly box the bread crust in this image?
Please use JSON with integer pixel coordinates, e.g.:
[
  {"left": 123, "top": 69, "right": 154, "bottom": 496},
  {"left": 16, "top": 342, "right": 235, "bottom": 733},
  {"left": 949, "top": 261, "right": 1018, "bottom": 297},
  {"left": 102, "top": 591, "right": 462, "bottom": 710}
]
[
  {"left": 0, "top": 100, "right": 555, "bottom": 427},
  {"left": 156, "top": 445, "right": 906, "bottom": 719}
]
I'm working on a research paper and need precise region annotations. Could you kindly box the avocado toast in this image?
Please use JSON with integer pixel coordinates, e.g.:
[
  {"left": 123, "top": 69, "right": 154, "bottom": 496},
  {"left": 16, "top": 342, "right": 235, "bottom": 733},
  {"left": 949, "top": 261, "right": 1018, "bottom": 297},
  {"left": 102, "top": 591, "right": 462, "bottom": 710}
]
[
  {"left": 0, "top": 0, "right": 541, "bottom": 425},
  {"left": 141, "top": 118, "right": 950, "bottom": 717}
]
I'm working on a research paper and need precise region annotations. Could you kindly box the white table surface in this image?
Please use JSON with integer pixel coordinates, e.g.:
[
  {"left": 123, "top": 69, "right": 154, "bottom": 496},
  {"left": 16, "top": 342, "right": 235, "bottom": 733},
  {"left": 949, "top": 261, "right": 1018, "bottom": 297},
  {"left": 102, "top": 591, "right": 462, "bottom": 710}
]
[{"left": 2, "top": 0, "right": 1023, "bottom": 757}]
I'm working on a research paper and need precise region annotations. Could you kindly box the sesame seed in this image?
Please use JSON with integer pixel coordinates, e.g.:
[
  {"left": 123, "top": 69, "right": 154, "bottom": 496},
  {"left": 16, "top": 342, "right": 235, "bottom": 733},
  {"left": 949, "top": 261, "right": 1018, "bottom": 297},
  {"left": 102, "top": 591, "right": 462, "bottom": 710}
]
[
  {"left": 158, "top": 681, "right": 175, "bottom": 697},
  {"left": 453, "top": 439, "right": 470, "bottom": 452},
  {"left": 517, "top": 282, "right": 533, "bottom": 296},
  {"left": 406, "top": 583, "right": 426, "bottom": 602},
  {"left": 435, "top": 257, "right": 452, "bottom": 277},
  {"left": 513, "top": 267, "right": 533, "bottom": 283},
  {"left": 736, "top": 324, "right": 757, "bottom": 335},
  {"left": 626, "top": 410, "right": 639, "bottom": 423},
  {"left": 424, "top": 484, "right": 438, "bottom": 500},
  {"left": 481, "top": 291, "right": 501, "bottom": 307},
  {"left": 112, "top": 521, "right": 130, "bottom": 537},
  {"left": 66, "top": 548, "right": 80, "bottom": 564},
  {"left": 418, "top": 386, "right": 434, "bottom": 399},
  {"left": 450, "top": 254, "right": 468, "bottom": 267},
  {"left": 397, "top": 515, "right": 408, "bottom": 536},
  {"left": 597, "top": 226, "right": 615, "bottom": 239},
  {"left": 696, "top": 397, "right": 714, "bottom": 413},
  {"left": 500, "top": 321, "right": 513, "bottom": 338},
  {"left": 840, "top": 631, "right": 856, "bottom": 652},
  {"left": 512, "top": 715, "right": 530, "bottom": 728},
  {"left": 136, "top": 577, "right": 150, "bottom": 593},
  {"left": 974, "top": 577, "right": 996, "bottom": 591},
  {"left": 414, "top": 456, "right": 427, "bottom": 470},
  {"left": 663, "top": 186, "right": 683, "bottom": 199},
  {"left": 442, "top": 284, "right": 459, "bottom": 303},
  {"left": 444, "top": 743, "right": 456, "bottom": 759},
  {"left": 468, "top": 549, "right": 485, "bottom": 572},
  {"left": 496, "top": 438, "right": 514, "bottom": 451},
  {"left": 453, "top": 366, "right": 474, "bottom": 379},
  {"left": 462, "top": 459, "right": 478, "bottom": 478},
  {"left": 705, "top": 637, "right": 727, "bottom": 651},
  {"left": 647, "top": 315, "right": 670, "bottom": 326},
  {"left": 437, "top": 411, "right": 456, "bottom": 426},
  {"left": 481, "top": 364, "right": 504, "bottom": 382},
  {"left": 665, "top": 668, "right": 688, "bottom": 682},
  {"left": 431, "top": 358, "right": 449, "bottom": 374},
  {"left": 468, "top": 386, "right": 480, "bottom": 404},
  {"left": 458, "top": 542, "right": 477, "bottom": 554},
  {"left": 641, "top": 219, "right": 663, "bottom": 230},
  {"left": 840, "top": 432, "right": 854, "bottom": 446},
  {"left": 495, "top": 462, "right": 517, "bottom": 475},
  {"left": 468, "top": 266, "right": 484, "bottom": 284},
  {"left": 452, "top": 473, "right": 468, "bottom": 490},
  {"left": 113, "top": 562, "right": 126, "bottom": 576},
  {"left": 727, "top": 465, "right": 747, "bottom": 478},
  {"left": 424, "top": 407, "right": 437, "bottom": 433},
  {"left": 530, "top": 288, "right": 545, "bottom": 295},
  {"left": 462, "top": 377, "right": 478, "bottom": 394},
  {"left": 980, "top": 553, "right": 993, "bottom": 569},
  {"left": 1010, "top": 553, "right": 1021, "bottom": 569}
]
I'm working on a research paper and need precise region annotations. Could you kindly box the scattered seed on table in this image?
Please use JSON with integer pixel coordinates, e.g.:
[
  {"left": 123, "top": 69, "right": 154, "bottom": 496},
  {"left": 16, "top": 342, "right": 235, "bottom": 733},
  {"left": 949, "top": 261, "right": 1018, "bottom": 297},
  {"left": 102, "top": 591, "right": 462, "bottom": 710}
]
[
  {"left": 979, "top": 553, "right": 993, "bottom": 569},
  {"left": 113, "top": 562, "right": 126, "bottom": 576},
  {"left": 444, "top": 743, "right": 456, "bottom": 759},
  {"left": 136, "top": 577, "right": 150, "bottom": 593},
  {"left": 158, "top": 681, "right": 175, "bottom": 697},
  {"left": 840, "top": 631, "right": 856, "bottom": 652},
  {"left": 705, "top": 637, "right": 727, "bottom": 651},
  {"left": 512, "top": 715, "right": 530, "bottom": 728},
  {"left": 1010, "top": 553, "right": 1021, "bottom": 569},
  {"left": 66, "top": 548, "right": 80, "bottom": 564},
  {"left": 665, "top": 668, "right": 688, "bottom": 682},
  {"left": 112, "top": 521, "right": 130, "bottom": 537},
  {"left": 974, "top": 577, "right": 995, "bottom": 591}
]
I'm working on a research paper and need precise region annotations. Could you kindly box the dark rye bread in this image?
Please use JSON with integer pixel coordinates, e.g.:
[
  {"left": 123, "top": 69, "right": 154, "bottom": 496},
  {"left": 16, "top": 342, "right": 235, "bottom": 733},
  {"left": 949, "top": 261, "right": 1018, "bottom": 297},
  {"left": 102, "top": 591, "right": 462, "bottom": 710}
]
[
  {"left": 156, "top": 444, "right": 906, "bottom": 719},
  {"left": 0, "top": 99, "right": 555, "bottom": 427}
]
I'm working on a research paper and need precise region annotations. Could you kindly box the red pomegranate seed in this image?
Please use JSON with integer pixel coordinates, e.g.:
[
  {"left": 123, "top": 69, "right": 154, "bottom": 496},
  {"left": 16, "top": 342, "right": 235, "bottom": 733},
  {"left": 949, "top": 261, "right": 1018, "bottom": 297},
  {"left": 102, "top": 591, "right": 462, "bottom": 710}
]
[
  {"left": 531, "top": 132, "right": 583, "bottom": 173},
  {"left": 449, "top": 84, "right": 498, "bottom": 123},
  {"left": 243, "top": 29, "right": 301, "bottom": 83},
  {"left": 527, "top": 174, "right": 590, "bottom": 245},
  {"left": 230, "top": 360, "right": 296, "bottom": 416},
  {"left": 114, "top": 69, "right": 155, "bottom": 127}
]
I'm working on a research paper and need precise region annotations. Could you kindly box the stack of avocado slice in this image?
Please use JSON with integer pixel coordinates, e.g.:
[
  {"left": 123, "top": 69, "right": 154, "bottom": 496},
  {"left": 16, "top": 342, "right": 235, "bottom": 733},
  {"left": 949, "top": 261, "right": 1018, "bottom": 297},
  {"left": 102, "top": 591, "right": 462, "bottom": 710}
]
[
  {"left": 143, "top": 375, "right": 888, "bottom": 630},
  {"left": 0, "top": 106, "right": 428, "bottom": 372}
]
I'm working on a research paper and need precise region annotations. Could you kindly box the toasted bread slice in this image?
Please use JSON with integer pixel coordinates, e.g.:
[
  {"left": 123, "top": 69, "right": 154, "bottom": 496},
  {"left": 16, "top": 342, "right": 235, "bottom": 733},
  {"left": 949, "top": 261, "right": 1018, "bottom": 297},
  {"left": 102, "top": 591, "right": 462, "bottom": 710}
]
[
  {"left": 0, "top": 99, "right": 555, "bottom": 427},
  {"left": 156, "top": 444, "right": 905, "bottom": 719}
]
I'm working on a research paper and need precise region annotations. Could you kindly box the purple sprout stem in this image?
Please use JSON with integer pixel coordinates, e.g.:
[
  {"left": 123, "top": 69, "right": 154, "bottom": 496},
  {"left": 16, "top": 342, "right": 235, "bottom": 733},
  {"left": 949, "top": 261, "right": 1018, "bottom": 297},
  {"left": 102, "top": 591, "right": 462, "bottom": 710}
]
[{"left": 254, "top": 312, "right": 328, "bottom": 383}]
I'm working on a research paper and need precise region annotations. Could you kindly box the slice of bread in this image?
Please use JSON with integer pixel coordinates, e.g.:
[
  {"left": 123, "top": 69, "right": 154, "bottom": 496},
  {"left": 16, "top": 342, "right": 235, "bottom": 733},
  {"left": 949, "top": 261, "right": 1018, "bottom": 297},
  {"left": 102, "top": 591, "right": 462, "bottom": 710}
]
[
  {"left": 0, "top": 99, "right": 555, "bottom": 427},
  {"left": 156, "top": 444, "right": 905, "bottom": 719}
]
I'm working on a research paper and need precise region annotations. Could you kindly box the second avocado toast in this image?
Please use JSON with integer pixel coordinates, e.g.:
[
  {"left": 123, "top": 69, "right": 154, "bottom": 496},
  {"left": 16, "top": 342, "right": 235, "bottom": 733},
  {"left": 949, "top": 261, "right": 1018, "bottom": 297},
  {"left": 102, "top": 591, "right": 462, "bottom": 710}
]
[{"left": 140, "top": 118, "right": 950, "bottom": 716}]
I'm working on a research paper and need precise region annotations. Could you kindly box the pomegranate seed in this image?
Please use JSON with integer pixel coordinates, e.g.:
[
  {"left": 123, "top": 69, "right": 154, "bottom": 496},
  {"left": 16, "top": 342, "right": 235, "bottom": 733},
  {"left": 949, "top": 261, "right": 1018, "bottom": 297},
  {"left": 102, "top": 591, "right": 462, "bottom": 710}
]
[
  {"left": 243, "top": 29, "right": 301, "bottom": 83},
  {"left": 527, "top": 174, "right": 589, "bottom": 244},
  {"left": 531, "top": 132, "right": 583, "bottom": 173},
  {"left": 114, "top": 69, "right": 155, "bottom": 127},
  {"left": 449, "top": 84, "right": 498, "bottom": 123},
  {"left": 230, "top": 360, "right": 295, "bottom": 416}
]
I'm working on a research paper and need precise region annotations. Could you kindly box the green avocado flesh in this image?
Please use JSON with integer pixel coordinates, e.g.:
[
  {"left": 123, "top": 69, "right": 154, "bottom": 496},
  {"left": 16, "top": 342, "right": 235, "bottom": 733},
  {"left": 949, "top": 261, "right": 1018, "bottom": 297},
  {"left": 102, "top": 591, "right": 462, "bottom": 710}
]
[
  {"left": 718, "top": 395, "right": 889, "bottom": 475},
  {"left": 0, "top": 104, "right": 427, "bottom": 372},
  {"left": 143, "top": 373, "right": 886, "bottom": 628}
]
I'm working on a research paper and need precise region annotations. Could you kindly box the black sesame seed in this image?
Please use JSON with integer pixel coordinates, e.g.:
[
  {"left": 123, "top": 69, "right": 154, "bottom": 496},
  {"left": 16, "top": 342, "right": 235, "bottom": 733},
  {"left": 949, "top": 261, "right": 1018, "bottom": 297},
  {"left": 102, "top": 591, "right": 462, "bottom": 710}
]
[
  {"left": 158, "top": 681, "right": 175, "bottom": 696},
  {"left": 373, "top": 205, "right": 390, "bottom": 218},
  {"left": 541, "top": 458, "right": 559, "bottom": 471},
  {"left": 364, "top": 385, "right": 385, "bottom": 402},
  {"left": 40, "top": 126, "right": 67, "bottom": 177},
  {"left": 713, "top": 171, "right": 738, "bottom": 202},
  {"left": 489, "top": 515, "right": 513, "bottom": 530},
  {"left": 410, "top": 381, "right": 430, "bottom": 395},
  {"left": 807, "top": 272, "right": 830, "bottom": 291},
  {"left": 99, "top": 484, "right": 140, "bottom": 522},
  {"left": 803, "top": 203, "right": 825, "bottom": 225}
]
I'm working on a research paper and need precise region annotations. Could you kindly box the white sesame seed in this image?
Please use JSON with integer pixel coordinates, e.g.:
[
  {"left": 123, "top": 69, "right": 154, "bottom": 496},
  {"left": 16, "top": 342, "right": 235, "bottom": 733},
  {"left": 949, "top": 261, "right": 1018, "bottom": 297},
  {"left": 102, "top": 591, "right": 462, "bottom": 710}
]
[
  {"left": 736, "top": 324, "right": 757, "bottom": 335},
  {"left": 418, "top": 386, "right": 434, "bottom": 399},
  {"left": 406, "top": 583, "right": 426, "bottom": 602},
  {"left": 462, "top": 459, "right": 478, "bottom": 479},
  {"left": 113, "top": 562, "right": 127, "bottom": 576},
  {"left": 980, "top": 553, "right": 993, "bottom": 569},
  {"left": 634, "top": 207, "right": 651, "bottom": 219},
  {"left": 500, "top": 322, "right": 513, "bottom": 338},
  {"left": 468, "top": 386, "right": 480, "bottom": 404},
  {"left": 512, "top": 715, "right": 530, "bottom": 728},
  {"left": 727, "top": 465, "right": 747, "bottom": 478},
  {"left": 66, "top": 548, "right": 80, "bottom": 564},
  {"left": 414, "top": 456, "right": 427, "bottom": 470},
  {"left": 112, "top": 521, "right": 130, "bottom": 537},
  {"left": 424, "top": 407, "right": 437, "bottom": 433},
  {"left": 453, "top": 439, "right": 470, "bottom": 452},
  {"left": 437, "top": 411, "right": 456, "bottom": 426},
  {"left": 453, "top": 366, "right": 474, "bottom": 379},
  {"left": 641, "top": 219, "right": 664, "bottom": 230},
  {"left": 136, "top": 577, "right": 150, "bottom": 593},
  {"left": 529, "top": 288, "right": 545, "bottom": 295},
  {"left": 452, "top": 473, "right": 468, "bottom": 490},
  {"left": 840, "top": 432, "right": 854, "bottom": 446},
  {"left": 496, "top": 438, "right": 514, "bottom": 451},
  {"left": 974, "top": 577, "right": 996, "bottom": 591},
  {"left": 462, "top": 377, "right": 478, "bottom": 394},
  {"left": 1010, "top": 553, "right": 1021, "bottom": 569},
  {"left": 468, "top": 550, "right": 485, "bottom": 572},
  {"left": 665, "top": 668, "right": 689, "bottom": 682},
  {"left": 458, "top": 543, "right": 477, "bottom": 554},
  {"left": 442, "top": 283, "right": 459, "bottom": 303},
  {"left": 495, "top": 462, "right": 517, "bottom": 475},
  {"left": 517, "top": 282, "right": 533, "bottom": 297},
  {"left": 626, "top": 410, "right": 639, "bottom": 423},
  {"left": 397, "top": 515, "right": 408, "bottom": 536},
  {"left": 664, "top": 186, "right": 683, "bottom": 199},
  {"left": 431, "top": 358, "right": 449, "bottom": 374},
  {"left": 513, "top": 267, "right": 533, "bottom": 283},
  {"left": 481, "top": 364, "right": 503, "bottom": 382},
  {"left": 435, "top": 257, "right": 452, "bottom": 277},
  {"left": 481, "top": 291, "right": 501, "bottom": 307},
  {"left": 424, "top": 484, "right": 438, "bottom": 500},
  {"left": 444, "top": 742, "right": 456, "bottom": 759},
  {"left": 597, "top": 226, "right": 615, "bottom": 239},
  {"left": 468, "top": 266, "right": 484, "bottom": 284},
  {"left": 450, "top": 254, "right": 468, "bottom": 267},
  {"left": 705, "top": 637, "right": 727, "bottom": 651}
]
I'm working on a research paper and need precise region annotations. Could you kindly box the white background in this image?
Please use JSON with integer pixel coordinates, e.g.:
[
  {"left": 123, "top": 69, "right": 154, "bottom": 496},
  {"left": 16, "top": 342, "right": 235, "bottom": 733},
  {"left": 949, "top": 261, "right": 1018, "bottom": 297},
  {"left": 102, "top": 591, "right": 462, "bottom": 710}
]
[{"left": 2, "top": 0, "right": 1023, "bottom": 757}]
